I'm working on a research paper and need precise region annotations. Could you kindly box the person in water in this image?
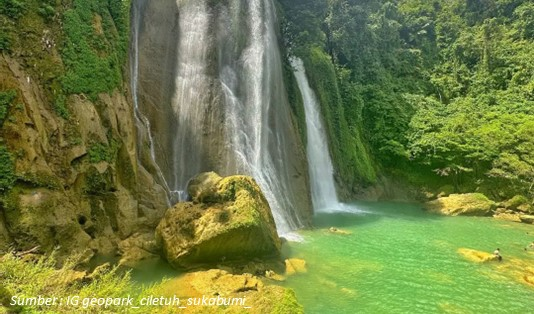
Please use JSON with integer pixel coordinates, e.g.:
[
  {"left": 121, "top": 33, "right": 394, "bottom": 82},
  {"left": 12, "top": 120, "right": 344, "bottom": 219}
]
[
  {"left": 493, "top": 248, "right": 502, "bottom": 261},
  {"left": 526, "top": 241, "right": 534, "bottom": 251}
]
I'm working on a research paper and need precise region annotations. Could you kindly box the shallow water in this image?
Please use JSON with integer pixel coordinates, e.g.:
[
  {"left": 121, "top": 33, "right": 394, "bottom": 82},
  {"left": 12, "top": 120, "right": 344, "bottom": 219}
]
[{"left": 281, "top": 202, "right": 534, "bottom": 314}]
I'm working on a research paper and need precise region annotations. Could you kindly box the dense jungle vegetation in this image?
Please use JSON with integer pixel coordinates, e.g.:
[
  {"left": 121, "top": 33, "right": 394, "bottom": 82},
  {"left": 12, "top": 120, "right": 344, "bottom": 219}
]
[
  {"left": 0, "top": 0, "right": 130, "bottom": 194},
  {"left": 279, "top": 0, "right": 534, "bottom": 200},
  {"left": 1, "top": 0, "right": 532, "bottom": 201}
]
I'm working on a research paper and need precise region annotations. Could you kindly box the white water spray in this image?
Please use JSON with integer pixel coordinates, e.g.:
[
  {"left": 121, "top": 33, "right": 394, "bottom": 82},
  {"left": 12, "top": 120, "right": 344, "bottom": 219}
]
[{"left": 293, "top": 58, "right": 366, "bottom": 215}]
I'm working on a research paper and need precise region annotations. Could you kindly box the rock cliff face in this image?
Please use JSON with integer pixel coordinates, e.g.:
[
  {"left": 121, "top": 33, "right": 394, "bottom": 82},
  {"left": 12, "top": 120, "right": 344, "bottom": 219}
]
[
  {"left": 134, "top": 0, "right": 312, "bottom": 231},
  {"left": 0, "top": 0, "right": 314, "bottom": 260},
  {"left": 0, "top": 2, "right": 167, "bottom": 259}
]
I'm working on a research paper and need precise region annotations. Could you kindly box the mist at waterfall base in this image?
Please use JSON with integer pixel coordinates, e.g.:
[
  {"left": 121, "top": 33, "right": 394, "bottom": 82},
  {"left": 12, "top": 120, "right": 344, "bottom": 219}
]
[
  {"left": 292, "top": 57, "right": 362, "bottom": 216},
  {"left": 132, "top": 0, "right": 310, "bottom": 234}
]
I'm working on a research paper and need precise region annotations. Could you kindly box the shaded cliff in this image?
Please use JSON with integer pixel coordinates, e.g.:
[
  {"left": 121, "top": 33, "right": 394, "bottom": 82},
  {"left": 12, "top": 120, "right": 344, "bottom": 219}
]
[{"left": 0, "top": 0, "right": 167, "bottom": 258}]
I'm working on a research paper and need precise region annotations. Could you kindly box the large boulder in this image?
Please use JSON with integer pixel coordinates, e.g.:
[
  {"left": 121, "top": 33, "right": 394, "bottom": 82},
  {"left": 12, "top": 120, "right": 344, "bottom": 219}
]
[
  {"left": 156, "top": 173, "right": 281, "bottom": 269},
  {"left": 425, "top": 193, "right": 496, "bottom": 216},
  {"left": 503, "top": 195, "right": 530, "bottom": 211}
]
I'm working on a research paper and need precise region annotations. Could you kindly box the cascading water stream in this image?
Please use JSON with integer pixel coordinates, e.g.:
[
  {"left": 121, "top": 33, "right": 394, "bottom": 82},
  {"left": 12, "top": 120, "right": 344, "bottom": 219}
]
[
  {"left": 169, "top": 1, "right": 213, "bottom": 202},
  {"left": 221, "top": 0, "right": 306, "bottom": 233},
  {"left": 292, "top": 57, "right": 345, "bottom": 213},
  {"left": 132, "top": 0, "right": 311, "bottom": 233},
  {"left": 130, "top": 0, "right": 171, "bottom": 205}
]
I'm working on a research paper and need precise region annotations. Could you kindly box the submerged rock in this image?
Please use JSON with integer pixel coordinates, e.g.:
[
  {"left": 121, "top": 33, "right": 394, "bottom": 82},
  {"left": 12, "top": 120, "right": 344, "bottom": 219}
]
[
  {"left": 328, "top": 227, "right": 351, "bottom": 235},
  {"left": 152, "top": 269, "right": 303, "bottom": 313},
  {"left": 457, "top": 248, "right": 499, "bottom": 263},
  {"left": 285, "top": 258, "right": 307, "bottom": 276},
  {"left": 487, "top": 257, "right": 534, "bottom": 289},
  {"left": 117, "top": 233, "right": 159, "bottom": 268},
  {"left": 425, "top": 193, "right": 496, "bottom": 216},
  {"left": 156, "top": 173, "right": 281, "bottom": 269}
]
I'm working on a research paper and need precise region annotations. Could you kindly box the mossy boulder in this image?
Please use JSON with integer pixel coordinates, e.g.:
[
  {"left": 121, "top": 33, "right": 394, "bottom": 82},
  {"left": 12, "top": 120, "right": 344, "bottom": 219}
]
[
  {"left": 156, "top": 173, "right": 281, "bottom": 269},
  {"left": 503, "top": 195, "right": 530, "bottom": 211},
  {"left": 425, "top": 193, "right": 496, "bottom": 216},
  {"left": 517, "top": 204, "right": 534, "bottom": 214}
]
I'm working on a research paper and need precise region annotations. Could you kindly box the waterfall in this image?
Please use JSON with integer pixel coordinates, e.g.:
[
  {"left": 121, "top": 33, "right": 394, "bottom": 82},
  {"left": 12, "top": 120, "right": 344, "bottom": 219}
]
[
  {"left": 291, "top": 58, "right": 340, "bottom": 212},
  {"left": 130, "top": 0, "right": 171, "bottom": 205},
  {"left": 168, "top": 0, "right": 214, "bottom": 202},
  {"left": 131, "top": 0, "right": 311, "bottom": 233}
]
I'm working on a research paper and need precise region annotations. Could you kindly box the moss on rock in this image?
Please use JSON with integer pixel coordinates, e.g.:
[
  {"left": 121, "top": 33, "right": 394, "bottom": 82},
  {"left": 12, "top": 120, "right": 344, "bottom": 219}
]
[
  {"left": 156, "top": 173, "right": 281, "bottom": 269},
  {"left": 187, "top": 171, "right": 223, "bottom": 203},
  {"left": 504, "top": 195, "right": 532, "bottom": 213},
  {"left": 425, "top": 193, "right": 496, "bottom": 216},
  {"left": 271, "top": 288, "right": 303, "bottom": 314},
  {"left": 149, "top": 268, "right": 303, "bottom": 314},
  {"left": 457, "top": 248, "right": 499, "bottom": 263}
]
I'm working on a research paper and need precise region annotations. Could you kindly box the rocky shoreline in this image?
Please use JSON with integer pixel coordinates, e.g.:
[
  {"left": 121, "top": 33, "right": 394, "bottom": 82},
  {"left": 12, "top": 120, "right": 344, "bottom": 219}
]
[
  {"left": 119, "top": 172, "right": 307, "bottom": 313},
  {"left": 1, "top": 172, "right": 308, "bottom": 313},
  {"left": 423, "top": 193, "right": 534, "bottom": 225}
]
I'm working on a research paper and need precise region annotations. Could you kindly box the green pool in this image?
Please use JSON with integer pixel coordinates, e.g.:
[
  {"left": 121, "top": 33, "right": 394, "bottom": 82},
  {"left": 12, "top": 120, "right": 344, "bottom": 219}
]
[{"left": 281, "top": 202, "right": 534, "bottom": 314}]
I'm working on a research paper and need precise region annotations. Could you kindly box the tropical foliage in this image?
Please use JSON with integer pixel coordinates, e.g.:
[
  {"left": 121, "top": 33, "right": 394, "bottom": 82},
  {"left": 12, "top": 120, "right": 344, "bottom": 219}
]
[{"left": 280, "top": 0, "right": 534, "bottom": 198}]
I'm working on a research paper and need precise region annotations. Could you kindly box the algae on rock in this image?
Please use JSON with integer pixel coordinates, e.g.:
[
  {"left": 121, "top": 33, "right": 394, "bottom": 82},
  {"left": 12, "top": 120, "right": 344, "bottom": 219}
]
[
  {"left": 425, "top": 193, "right": 496, "bottom": 216},
  {"left": 151, "top": 269, "right": 304, "bottom": 314},
  {"left": 156, "top": 172, "right": 281, "bottom": 269},
  {"left": 0, "top": 44, "right": 167, "bottom": 259},
  {"left": 457, "top": 248, "right": 499, "bottom": 263}
]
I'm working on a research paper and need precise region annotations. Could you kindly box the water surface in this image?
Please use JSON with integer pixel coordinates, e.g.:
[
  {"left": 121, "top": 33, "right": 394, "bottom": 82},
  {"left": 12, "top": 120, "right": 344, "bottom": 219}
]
[{"left": 282, "top": 202, "right": 534, "bottom": 314}]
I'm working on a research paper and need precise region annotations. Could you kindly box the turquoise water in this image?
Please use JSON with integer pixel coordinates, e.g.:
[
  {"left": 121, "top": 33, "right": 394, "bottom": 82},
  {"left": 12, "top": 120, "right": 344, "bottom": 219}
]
[{"left": 281, "top": 202, "right": 534, "bottom": 314}]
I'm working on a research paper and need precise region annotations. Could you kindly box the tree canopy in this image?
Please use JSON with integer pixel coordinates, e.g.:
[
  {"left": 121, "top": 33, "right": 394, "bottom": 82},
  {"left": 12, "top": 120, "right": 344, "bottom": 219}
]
[{"left": 280, "top": 0, "right": 534, "bottom": 198}]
